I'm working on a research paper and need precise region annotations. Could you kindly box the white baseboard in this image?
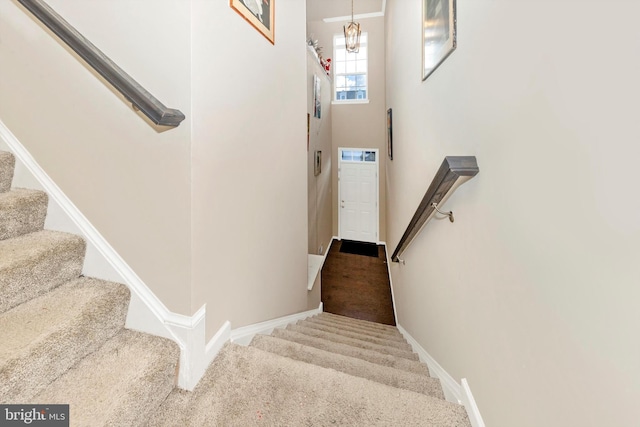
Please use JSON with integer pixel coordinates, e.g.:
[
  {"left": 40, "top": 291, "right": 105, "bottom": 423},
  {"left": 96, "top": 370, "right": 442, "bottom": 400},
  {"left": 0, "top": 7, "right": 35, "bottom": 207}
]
[
  {"left": 397, "top": 324, "right": 462, "bottom": 403},
  {"left": 230, "top": 303, "right": 323, "bottom": 346},
  {"left": 461, "top": 378, "right": 486, "bottom": 427},
  {"left": 308, "top": 254, "right": 324, "bottom": 291},
  {"left": 397, "top": 325, "right": 484, "bottom": 427},
  {"left": 380, "top": 241, "right": 398, "bottom": 326},
  {"left": 0, "top": 119, "right": 205, "bottom": 391},
  {"left": 205, "top": 320, "right": 231, "bottom": 369}
]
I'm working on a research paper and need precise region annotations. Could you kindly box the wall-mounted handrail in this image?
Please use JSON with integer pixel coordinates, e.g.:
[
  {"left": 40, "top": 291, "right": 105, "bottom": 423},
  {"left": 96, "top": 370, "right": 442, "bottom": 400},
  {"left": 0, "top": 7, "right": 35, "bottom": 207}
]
[
  {"left": 17, "top": 0, "right": 185, "bottom": 127},
  {"left": 391, "top": 156, "right": 479, "bottom": 263}
]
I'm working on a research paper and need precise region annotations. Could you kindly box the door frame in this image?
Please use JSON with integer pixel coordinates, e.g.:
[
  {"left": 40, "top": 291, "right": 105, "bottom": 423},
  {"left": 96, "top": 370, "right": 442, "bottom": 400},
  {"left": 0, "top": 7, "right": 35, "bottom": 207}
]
[{"left": 337, "top": 147, "right": 380, "bottom": 243}]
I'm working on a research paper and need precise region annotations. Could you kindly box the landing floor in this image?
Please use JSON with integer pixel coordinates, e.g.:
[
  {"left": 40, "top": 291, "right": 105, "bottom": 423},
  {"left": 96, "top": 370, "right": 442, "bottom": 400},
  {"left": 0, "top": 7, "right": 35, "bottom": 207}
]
[{"left": 320, "top": 239, "right": 396, "bottom": 326}]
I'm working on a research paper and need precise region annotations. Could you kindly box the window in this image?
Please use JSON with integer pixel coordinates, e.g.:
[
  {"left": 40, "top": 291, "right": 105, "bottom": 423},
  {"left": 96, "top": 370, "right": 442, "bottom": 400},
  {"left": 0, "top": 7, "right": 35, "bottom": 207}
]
[
  {"left": 341, "top": 150, "right": 376, "bottom": 162},
  {"left": 333, "top": 33, "right": 368, "bottom": 102}
]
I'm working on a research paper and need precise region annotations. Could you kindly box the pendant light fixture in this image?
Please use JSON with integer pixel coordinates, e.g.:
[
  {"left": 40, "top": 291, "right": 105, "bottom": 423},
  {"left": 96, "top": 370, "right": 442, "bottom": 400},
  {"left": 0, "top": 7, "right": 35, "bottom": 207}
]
[{"left": 343, "top": 0, "right": 361, "bottom": 53}]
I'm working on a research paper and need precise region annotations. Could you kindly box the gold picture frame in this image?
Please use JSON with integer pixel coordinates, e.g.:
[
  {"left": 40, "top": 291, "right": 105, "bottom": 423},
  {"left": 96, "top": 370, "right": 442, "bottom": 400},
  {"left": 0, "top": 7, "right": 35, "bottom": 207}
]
[
  {"left": 230, "top": 0, "right": 275, "bottom": 44},
  {"left": 422, "top": 0, "right": 456, "bottom": 81}
]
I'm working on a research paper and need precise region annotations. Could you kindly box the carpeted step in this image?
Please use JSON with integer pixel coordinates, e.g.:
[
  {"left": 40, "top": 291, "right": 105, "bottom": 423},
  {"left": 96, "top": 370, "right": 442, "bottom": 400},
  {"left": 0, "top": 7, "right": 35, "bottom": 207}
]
[
  {"left": 0, "top": 151, "right": 15, "bottom": 193},
  {"left": 286, "top": 323, "right": 419, "bottom": 361},
  {"left": 311, "top": 314, "right": 403, "bottom": 338},
  {"left": 250, "top": 334, "right": 444, "bottom": 399},
  {"left": 297, "top": 318, "right": 413, "bottom": 351},
  {"left": 271, "top": 328, "right": 431, "bottom": 377},
  {"left": 33, "top": 329, "right": 179, "bottom": 426},
  {"left": 0, "top": 229, "right": 85, "bottom": 313},
  {"left": 0, "top": 277, "right": 130, "bottom": 402},
  {"left": 148, "top": 343, "right": 471, "bottom": 426},
  {"left": 319, "top": 311, "right": 399, "bottom": 332},
  {"left": 0, "top": 189, "right": 48, "bottom": 241},
  {"left": 306, "top": 315, "right": 408, "bottom": 343}
]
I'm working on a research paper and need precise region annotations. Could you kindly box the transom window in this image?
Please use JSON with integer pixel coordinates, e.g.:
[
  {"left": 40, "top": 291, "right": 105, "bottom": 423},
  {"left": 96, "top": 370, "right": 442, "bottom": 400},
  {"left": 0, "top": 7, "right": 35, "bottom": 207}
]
[
  {"left": 333, "top": 33, "right": 368, "bottom": 102},
  {"left": 341, "top": 150, "right": 376, "bottom": 162}
]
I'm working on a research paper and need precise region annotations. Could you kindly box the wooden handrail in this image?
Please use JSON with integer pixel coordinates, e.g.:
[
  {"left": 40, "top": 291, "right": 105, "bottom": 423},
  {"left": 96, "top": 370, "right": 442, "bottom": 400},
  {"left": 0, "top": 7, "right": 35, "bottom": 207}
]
[
  {"left": 390, "top": 156, "right": 479, "bottom": 263},
  {"left": 17, "top": 0, "right": 185, "bottom": 127}
]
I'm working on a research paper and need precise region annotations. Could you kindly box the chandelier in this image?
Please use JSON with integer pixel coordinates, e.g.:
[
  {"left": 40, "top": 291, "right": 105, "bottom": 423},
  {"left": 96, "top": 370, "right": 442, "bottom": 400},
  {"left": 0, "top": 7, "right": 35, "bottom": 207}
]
[{"left": 343, "top": 0, "right": 361, "bottom": 53}]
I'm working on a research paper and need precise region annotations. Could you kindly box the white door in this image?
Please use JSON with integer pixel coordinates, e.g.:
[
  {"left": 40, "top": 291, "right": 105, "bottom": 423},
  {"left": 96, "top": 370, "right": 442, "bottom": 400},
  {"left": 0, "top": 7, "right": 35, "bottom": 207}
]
[{"left": 339, "top": 148, "right": 379, "bottom": 243}]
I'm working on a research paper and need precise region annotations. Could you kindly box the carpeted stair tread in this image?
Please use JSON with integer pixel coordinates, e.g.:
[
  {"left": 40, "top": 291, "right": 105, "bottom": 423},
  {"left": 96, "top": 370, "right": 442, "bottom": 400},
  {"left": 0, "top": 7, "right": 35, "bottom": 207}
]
[
  {"left": 287, "top": 324, "right": 419, "bottom": 361},
  {"left": 271, "top": 328, "right": 431, "bottom": 376},
  {"left": 0, "top": 277, "right": 130, "bottom": 403},
  {"left": 305, "top": 316, "right": 408, "bottom": 342},
  {"left": 297, "top": 319, "right": 413, "bottom": 351},
  {"left": 250, "top": 334, "right": 444, "bottom": 398},
  {"left": 34, "top": 329, "right": 179, "bottom": 427},
  {"left": 0, "top": 188, "right": 48, "bottom": 241},
  {"left": 0, "top": 229, "right": 86, "bottom": 313},
  {"left": 311, "top": 314, "right": 404, "bottom": 338},
  {"left": 307, "top": 315, "right": 404, "bottom": 340},
  {"left": 0, "top": 151, "right": 14, "bottom": 193},
  {"left": 319, "top": 311, "right": 399, "bottom": 332},
  {"left": 149, "top": 343, "right": 471, "bottom": 427}
]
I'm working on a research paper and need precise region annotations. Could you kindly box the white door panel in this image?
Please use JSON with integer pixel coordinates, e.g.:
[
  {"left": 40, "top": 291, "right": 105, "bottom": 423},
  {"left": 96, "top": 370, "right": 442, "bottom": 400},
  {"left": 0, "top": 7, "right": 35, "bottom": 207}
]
[{"left": 339, "top": 149, "right": 379, "bottom": 243}]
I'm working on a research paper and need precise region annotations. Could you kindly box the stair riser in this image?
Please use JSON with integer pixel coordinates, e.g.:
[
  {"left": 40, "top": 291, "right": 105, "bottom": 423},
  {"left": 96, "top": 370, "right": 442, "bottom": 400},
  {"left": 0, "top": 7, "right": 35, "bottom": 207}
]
[
  {"left": 271, "top": 328, "right": 431, "bottom": 377},
  {"left": 307, "top": 317, "right": 407, "bottom": 343},
  {"left": 0, "top": 234, "right": 86, "bottom": 314},
  {"left": 0, "top": 190, "right": 48, "bottom": 241},
  {"left": 298, "top": 320, "right": 413, "bottom": 351},
  {"left": 0, "top": 280, "right": 130, "bottom": 403},
  {"left": 287, "top": 324, "right": 419, "bottom": 361},
  {"left": 0, "top": 151, "right": 15, "bottom": 193}
]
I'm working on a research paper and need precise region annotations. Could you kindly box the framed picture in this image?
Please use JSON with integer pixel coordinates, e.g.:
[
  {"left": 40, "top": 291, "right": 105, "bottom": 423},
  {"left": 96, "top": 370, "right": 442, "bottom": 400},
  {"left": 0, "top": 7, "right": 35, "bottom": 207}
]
[
  {"left": 313, "top": 74, "right": 321, "bottom": 119},
  {"left": 314, "top": 150, "right": 322, "bottom": 176},
  {"left": 387, "top": 108, "right": 393, "bottom": 160},
  {"left": 230, "top": 0, "right": 275, "bottom": 44},
  {"left": 422, "top": 0, "right": 457, "bottom": 81}
]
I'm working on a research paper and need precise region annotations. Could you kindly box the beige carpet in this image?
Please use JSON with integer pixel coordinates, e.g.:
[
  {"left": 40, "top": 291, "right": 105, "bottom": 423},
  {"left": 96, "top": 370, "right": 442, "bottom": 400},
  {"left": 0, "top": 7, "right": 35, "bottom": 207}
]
[
  {"left": 1, "top": 149, "right": 471, "bottom": 426},
  {"left": 0, "top": 150, "right": 179, "bottom": 425},
  {"left": 149, "top": 314, "right": 471, "bottom": 426}
]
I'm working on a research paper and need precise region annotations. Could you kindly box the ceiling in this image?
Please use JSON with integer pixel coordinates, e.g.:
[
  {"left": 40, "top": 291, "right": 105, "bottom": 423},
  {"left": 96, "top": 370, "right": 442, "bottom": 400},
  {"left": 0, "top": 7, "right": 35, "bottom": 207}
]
[{"left": 306, "top": 0, "right": 384, "bottom": 22}]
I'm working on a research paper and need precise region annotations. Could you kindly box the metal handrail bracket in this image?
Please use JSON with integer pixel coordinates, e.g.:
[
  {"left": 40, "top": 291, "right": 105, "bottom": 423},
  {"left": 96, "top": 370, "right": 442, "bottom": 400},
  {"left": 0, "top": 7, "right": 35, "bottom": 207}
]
[
  {"left": 390, "top": 156, "right": 479, "bottom": 263},
  {"left": 17, "top": 0, "right": 185, "bottom": 127}
]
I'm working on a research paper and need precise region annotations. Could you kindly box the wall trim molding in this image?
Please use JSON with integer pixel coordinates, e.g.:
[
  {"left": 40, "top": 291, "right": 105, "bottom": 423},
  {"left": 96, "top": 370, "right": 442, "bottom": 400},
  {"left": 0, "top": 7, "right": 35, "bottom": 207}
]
[
  {"left": 205, "top": 320, "right": 231, "bottom": 367},
  {"left": 230, "top": 303, "right": 323, "bottom": 346},
  {"left": 381, "top": 241, "right": 399, "bottom": 326},
  {"left": 397, "top": 324, "right": 485, "bottom": 427},
  {"left": 397, "top": 324, "right": 462, "bottom": 403},
  {"left": 323, "top": 11, "right": 384, "bottom": 23},
  {"left": 0, "top": 119, "right": 204, "bottom": 390},
  {"left": 461, "top": 378, "right": 486, "bottom": 427}
]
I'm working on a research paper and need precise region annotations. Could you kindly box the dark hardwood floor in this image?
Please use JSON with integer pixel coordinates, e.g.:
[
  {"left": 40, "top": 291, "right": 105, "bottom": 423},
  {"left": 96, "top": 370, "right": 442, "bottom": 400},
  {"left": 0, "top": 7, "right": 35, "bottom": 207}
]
[{"left": 321, "top": 239, "right": 396, "bottom": 326}]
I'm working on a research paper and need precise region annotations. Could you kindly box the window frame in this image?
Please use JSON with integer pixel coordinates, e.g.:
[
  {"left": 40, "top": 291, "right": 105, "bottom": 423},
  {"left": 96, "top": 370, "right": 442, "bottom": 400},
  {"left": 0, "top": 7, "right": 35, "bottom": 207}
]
[{"left": 332, "top": 32, "right": 369, "bottom": 104}]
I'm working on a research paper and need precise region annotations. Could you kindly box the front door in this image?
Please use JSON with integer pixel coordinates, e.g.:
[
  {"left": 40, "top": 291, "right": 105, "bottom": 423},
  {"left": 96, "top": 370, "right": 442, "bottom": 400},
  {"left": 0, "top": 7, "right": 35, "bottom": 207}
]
[{"left": 338, "top": 148, "right": 379, "bottom": 243}]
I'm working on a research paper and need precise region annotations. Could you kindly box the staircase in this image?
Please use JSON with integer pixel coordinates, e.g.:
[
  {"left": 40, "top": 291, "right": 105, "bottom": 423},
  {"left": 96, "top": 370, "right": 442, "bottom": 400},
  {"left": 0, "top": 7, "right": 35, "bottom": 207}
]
[
  {"left": 1, "top": 148, "right": 471, "bottom": 426},
  {"left": 0, "top": 150, "right": 179, "bottom": 425},
  {"left": 149, "top": 312, "right": 472, "bottom": 426}
]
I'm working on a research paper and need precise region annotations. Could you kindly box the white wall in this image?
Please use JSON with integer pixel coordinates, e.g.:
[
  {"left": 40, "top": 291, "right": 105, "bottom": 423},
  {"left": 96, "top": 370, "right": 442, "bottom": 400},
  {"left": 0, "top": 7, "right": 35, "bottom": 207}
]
[
  {"left": 191, "top": 0, "right": 310, "bottom": 338},
  {"left": 385, "top": 1, "right": 640, "bottom": 426},
  {"left": 0, "top": 0, "right": 193, "bottom": 314},
  {"left": 308, "top": 17, "right": 388, "bottom": 242},
  {"left": 307, "top": 48, "right": 333, "bottom": 256},
  {"left": 2, "top": 0, "right": 314, "bottom": 345}
]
